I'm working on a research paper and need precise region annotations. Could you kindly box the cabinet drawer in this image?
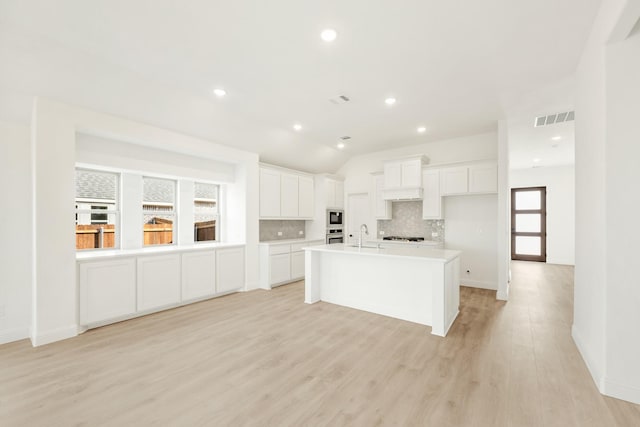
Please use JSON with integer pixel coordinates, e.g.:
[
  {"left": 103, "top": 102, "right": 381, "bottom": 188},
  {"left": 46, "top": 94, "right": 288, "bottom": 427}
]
[
  {"left": 269, "top": 244, "right": 291, "bottom": 255},
  {"left": 290, "top": 242, "right": 308, "bottom": 252}
]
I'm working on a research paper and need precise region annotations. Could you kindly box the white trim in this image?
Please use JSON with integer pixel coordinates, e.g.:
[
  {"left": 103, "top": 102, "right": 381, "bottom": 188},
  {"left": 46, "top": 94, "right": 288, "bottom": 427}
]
[
  {"left": 460, "top": 280, "right": 497, "bottom": 291},
  {"left": 0, "top": 328, "right": 30, "bottom": 345},
  {"left": 571, "top": 324, "right": 605, "bottom": 392},
  {"left": 30, "top": 324, "right": 77, "bottom": 347},
  {"left": 603, "top": 377, "right": 640, "bottom": 405}
]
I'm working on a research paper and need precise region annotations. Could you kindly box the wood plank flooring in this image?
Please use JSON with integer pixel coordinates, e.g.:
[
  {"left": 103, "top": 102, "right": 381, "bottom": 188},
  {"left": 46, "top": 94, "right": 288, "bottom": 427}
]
[{"left": 1, "top": 261, "right": 639, "bottom": 426}]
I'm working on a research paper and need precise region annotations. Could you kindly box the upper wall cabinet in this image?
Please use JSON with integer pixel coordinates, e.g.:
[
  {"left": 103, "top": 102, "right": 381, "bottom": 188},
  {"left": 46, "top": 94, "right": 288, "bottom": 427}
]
[
  {"left": 325, "top": 178, "right": 344, "bottom": 209},
  {"left": 422, "top": 169, "right": 442, "bottom": 219},
  {"left": 373, "top": 173, "right": 392, "bottom": 219},
  {"left": 440, "top": 163, "right": 497, "bottom": 196},
  {"left": 382, "top": 156, "right": 426, "bottom": 200},
  {"left": 260, "top": 166, "right": 315, "bottom": 219}
]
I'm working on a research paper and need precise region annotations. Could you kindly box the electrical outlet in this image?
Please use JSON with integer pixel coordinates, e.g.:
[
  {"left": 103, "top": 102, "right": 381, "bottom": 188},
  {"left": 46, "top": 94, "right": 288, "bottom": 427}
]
[
  {"left": 379, "top": 230, "right": 385, "bottom": 235},
  {"left": 298, "top": 230, "right": 304, "bottom": 235},
  {"left": 431, "top": 232, "right": 438, "bottom": 238},
  {"left": 277, "top": 231, "right": 283, "bottom": 236}
]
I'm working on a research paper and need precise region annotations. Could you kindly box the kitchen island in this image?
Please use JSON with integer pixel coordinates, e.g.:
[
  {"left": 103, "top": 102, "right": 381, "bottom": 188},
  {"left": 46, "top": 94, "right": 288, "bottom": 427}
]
[{"left": 304, "top": 244, "right": 461, "bottom": 336}]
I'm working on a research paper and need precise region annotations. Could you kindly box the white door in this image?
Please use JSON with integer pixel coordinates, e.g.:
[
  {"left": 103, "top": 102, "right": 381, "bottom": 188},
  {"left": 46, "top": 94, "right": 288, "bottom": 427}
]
[{"left": 347, "top": 193, "right": 370, "bottom": 245}]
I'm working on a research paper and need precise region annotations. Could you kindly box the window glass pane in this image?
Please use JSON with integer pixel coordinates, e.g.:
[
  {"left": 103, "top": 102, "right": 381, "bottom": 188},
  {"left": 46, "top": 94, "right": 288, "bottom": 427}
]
[
  {"left": 515, "top": 236, "right": 541, "bottom": 256},
  {"left": 515, "top": 214, "right": 541, "bottom": 233},
  {"left": 194, "top": 182, "right": 219, "bottom": 242},
  {"left": 515, "top": 190, "right": 541, "bottom": 210},
  {"left": 143, "top": 215, "right": 174, "bottom": 246},
  {"left": 143, "top": 177, "right": 175, "bottom": 246},
  {"left": 75, "top": 169, "right": 119, "bottom": 250}
]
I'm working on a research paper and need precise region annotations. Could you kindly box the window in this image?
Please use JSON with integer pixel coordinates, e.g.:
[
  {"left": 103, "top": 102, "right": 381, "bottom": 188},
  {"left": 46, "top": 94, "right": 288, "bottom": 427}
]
[
  {"left": 143, "top": 177, "right": 176, "bottom": 246},
  {"left": 194, "top": 182, "right": 219, "bottom": 242},
  {"left": 75, "top": 169, "right": 119, "bottom": 250}
]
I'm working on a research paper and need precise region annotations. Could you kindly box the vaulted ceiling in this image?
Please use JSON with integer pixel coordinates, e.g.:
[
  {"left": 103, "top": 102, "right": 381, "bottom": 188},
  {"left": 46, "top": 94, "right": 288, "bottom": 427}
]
[{"left": 0, "top": 0, "right": 600, "bottom": 173}]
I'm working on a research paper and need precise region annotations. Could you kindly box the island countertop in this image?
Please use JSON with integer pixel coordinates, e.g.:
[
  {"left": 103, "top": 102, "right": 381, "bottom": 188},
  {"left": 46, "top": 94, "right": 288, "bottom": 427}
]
[{"left": 305, "top": 243, "right": 461, "bottom": 262}]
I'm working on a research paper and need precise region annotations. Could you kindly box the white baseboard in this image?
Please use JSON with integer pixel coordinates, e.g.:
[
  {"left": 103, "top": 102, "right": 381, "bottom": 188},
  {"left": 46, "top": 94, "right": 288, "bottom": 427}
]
[
  {"left": 571, "top": 324, "right": 605, "bottom": 391},
  {"left": 603, "top": 378, "right": 640, "bottom": 404},
  {"left": 0, "top": 327, "right": 29, "bottom": 345},
  {"left": 244, "top": 280, "right": 260, "bottom": 292},
  {"left": 460, "top": 279, "right": 497, "bottom": 291},
  {"left": 30, "top": 324, "right": 77, "bottom": 347}
]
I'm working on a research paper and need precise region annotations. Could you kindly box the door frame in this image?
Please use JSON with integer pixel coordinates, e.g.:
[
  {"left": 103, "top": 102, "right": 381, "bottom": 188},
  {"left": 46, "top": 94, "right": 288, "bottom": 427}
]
[{"left": 511, "top": 186, "right": 547, "bottom": 262}]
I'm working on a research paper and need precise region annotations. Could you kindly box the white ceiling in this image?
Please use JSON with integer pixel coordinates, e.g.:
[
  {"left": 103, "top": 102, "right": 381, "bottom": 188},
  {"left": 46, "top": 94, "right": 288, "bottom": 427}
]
[{"left": 0, "top": 0, "right": 599, "bottom": 173}]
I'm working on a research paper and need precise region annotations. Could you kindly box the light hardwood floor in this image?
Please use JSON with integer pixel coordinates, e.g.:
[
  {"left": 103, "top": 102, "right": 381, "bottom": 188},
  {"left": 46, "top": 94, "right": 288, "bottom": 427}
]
[{"left": 1, "top": 261, "right": 639, "bottom": 426}]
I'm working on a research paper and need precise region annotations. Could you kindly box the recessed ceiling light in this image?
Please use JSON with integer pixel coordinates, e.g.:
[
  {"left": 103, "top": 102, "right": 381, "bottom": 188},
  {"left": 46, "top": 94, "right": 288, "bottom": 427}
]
[
  {"left": 337, "top": 142, "right": 345, "bottom": 149},
  {"left": 385, "top": 97, "right": 396, "bottom": 106},
  {"left": 293, "top": 123, "right": 302, "bottom": 131},
  {"left": 533, "top": 158, "right": 541, "bottom": 163},
  {"left": 417, "top": 126, "right": 427, "bottom": 133},
  {"left": 321, "top": 28, "right": 337, "bottom": 42},
  {"left": 213, "top": 88, "right": 226, "bottom": 98},
  {"left": 551, "top": 136, "right": 562, "bottom": 141}
]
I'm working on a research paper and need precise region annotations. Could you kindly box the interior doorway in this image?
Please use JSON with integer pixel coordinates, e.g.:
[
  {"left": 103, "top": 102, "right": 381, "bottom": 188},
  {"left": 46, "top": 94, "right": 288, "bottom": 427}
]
[{"left": 511, "top": 187, "right": 547, "bottom": 262}]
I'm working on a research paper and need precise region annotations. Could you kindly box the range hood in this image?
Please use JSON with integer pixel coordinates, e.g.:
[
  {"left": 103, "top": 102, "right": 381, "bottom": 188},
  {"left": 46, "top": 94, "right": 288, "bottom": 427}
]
[{"left": 382, "top": 187, "right": 423, "bottom": 201}]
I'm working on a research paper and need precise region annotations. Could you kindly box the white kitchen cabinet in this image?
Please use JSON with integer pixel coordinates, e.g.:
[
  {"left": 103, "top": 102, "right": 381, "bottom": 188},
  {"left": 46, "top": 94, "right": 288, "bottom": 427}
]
[
  {"left": 298, "top": 176, "right": 314, "bottom": 218},
  {"left": 270, "top": 252, "right": 292, "bottom": 285},
  {"left": 383, "top": 157, "right": 424, "bottom": 189},
  {"left": 79, "top": 258, "right": 136, "bottom": 325},
  {"left": 260, "top": 168, "right": 281, "bottom": 217},
  {"left": 259, "top": 239, "right": 325, "bottom": 289},
  {"left": 181, "top": 250, "right": 215, "bottom": 301},
  {"left": 440, "top": 167, "right": 469, "bottom": 195},
  {"left": 373, "top": 173, "right": 392, "bottom": 219},
  {"left": 422, "top": 169, "right": 442, "bottom": 219},
  {"left": 384, "top": 163, "right": 402, "bottom": 188},
  {"left": 137, "top": 254, "right": 181, "bottom": 312},
  {"left": 290, "top": 251, "right": 305, "bottom": 279},
  {"left": 216, "top": 247, "right": 245, "bottom": 293},
  {"left": 325, "top": 178, "right": 344, "bottom": 209},
  {"left": 468, "top": 164, "right": 498, "bottom": 193},
  {"left": 280, "top": 173, "right": 299, "bottom": 217}
]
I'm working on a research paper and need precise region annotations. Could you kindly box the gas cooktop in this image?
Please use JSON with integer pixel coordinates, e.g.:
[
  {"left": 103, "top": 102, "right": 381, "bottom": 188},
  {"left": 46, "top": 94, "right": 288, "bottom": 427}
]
[{"left": 382, "top": 236, "right": 425, "bottom": 242}]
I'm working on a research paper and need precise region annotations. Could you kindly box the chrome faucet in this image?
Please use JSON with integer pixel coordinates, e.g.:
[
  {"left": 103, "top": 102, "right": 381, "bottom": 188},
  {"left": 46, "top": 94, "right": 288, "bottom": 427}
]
[{"left": 358, "top": 223, "right": 369, "bottom": 248}]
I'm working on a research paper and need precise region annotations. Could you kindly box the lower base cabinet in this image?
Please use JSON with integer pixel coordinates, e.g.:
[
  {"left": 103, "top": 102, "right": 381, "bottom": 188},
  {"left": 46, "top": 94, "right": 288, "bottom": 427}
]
[
  {"left": 78, "top": 245, "right": 244, "bottom": 328},
  {"left": 259, "top": 240, "right": 324, "bottom": 289},
  {"left": 79, "top": 258, "right": 136, "bottom": 325},
  {"left": 290, "top": 251, "right": 305, "bottom": 279}
]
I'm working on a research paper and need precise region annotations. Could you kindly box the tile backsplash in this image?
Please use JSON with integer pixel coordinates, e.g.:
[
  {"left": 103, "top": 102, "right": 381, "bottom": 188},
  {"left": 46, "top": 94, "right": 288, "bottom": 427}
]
[
  {"left": 377, "top": 201, "right": 444, "bottom": 242},
  {"left": 259, "top": 220, "right": 306, "bottom": 241}
]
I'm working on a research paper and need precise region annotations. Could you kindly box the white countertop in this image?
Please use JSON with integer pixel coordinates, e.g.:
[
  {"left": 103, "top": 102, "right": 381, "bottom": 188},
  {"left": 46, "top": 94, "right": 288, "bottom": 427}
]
[
  {"left": 305, "top": 243, "right": 460, "bottom": 262},
  {"left": 76, "top": 242, "right": 245, "bottom": 260},
  {"left": 259, "top": 237, "right": 325, "bottom": 245},
  {"left": 367, "top": 238, "right": 442, "bottom": 246}
]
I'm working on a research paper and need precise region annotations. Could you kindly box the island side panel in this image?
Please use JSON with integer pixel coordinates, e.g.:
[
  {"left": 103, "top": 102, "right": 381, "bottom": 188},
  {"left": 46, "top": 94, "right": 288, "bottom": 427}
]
[
  {"left": 316, "top": 251, "right": 433, "bottom": 326},
  {"left": 430, "top": 264, "right": 446, "bottom": 336},
  {"left": 444, "top": 256, "right": 460, "bottom": 335},
  {"left": 304, "top": 249, "right": 321, "bottom": 304}
]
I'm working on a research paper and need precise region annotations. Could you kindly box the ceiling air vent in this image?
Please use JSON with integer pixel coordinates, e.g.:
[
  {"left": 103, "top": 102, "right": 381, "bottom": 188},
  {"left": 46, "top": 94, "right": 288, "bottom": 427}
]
[
  {"left": 329, "top": 94, "right": 351, "bottom": 105},
  {"left": 339, "top": 135, "right": 351, "bottom": 140},
  {"left": 534, "top": 111, "right": 575, "bottom": 127}
]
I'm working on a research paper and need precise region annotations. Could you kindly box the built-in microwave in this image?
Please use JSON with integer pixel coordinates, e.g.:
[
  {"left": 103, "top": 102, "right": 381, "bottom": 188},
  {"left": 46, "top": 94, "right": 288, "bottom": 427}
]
[{"left": 327, "top": 209, "right": 344, "bottom": 228}]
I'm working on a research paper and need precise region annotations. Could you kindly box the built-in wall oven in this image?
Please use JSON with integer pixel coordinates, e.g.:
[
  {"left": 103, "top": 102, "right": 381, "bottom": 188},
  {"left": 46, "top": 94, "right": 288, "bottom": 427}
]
[
  {"left": 327, "top": 209, "right": 344, "bottom": 228},
  {"left": 326, "top": 228, "right": 344, "bottom": 244}
]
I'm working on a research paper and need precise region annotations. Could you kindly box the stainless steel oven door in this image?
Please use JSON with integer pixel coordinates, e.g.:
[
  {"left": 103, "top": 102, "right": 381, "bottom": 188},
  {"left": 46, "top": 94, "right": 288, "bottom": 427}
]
[
  {"left": 326, "top": 234, "right": 344, "bottom": 244},
  {"left": 327, "top": 210, "right": 344, "bottom": 228}
]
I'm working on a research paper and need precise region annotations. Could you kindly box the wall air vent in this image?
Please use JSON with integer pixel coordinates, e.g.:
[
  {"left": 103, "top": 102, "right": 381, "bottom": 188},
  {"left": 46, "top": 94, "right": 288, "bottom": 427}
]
[
  {"left": 329, "top": 94, "right": 351, "bottom": 105},
  {"left": 534, "top": 111, "right": 575, "bottom": 127}
]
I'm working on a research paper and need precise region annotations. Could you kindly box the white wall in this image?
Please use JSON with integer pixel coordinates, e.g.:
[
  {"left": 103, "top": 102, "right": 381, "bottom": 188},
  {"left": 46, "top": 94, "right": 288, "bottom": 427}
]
[
  {"left": 0, "top": 121, "right": 31, "bottom": 344},
  {"left": 338, "top": 132, "right": 499, "bottom": 290},
  {"left": 604, "top": 18, "right": 640, "bottom": 403},
  {"left": 573, "top": 0, "right": 640, "bottom": 404},
  {"left": 30, "top": 98, "right": 260, "bottom": 346},
  {"left": 510, "top": 165, "right": 575, "bottom": 265}
]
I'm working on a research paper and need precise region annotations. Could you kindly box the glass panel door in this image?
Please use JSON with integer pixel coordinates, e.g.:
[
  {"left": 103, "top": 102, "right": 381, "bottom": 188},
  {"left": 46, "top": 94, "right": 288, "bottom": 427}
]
[{"left": 511, "top": 187, "right": 546, "bottom": 262}]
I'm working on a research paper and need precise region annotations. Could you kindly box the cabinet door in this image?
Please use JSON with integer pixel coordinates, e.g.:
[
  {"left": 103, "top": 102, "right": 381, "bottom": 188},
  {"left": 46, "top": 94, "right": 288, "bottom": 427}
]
[
  {"left": 137, "top": 254, "right": 181, "bottom": 312},
  {"left": 270, "top": 253, "right": 291, "bottom": 285},
  {"left": 260, "top": 168, "right": 281, "bottom": 217},
  {"left": 326, "top": 179, "right": 336, "bottom": 208},
  {"left": 290, "top": 251, "right": 305, "bottom": 280},
  {"left": 216, "top": 247, "right": 245, "bottom": 293},
  {"left": 280, "top": 173, "right": 299, "bottom": 217},
  {"left": 374, "top": 174, "right": 392, "bottom": 219},
  {"left": 79, "top": 258, "right": 136, "bottom": 325},
  {"left": 298, "top": 176, "right": 314, "bottom": 218},
  {"left": 440, "top": 167, "right": 468, "bottom": 195},
  {"left": 468, "top": 164, "right": 498, "bottom": 193},
  {"left": 401, "top": 160, "right": 422, "bottom": 187},
  {"left": 422, "top": 169, "right": 442, "bottom": 219},
  {"left": 181, "top": 251, "right": 216, "bottom": 301},
  {"left": 384, "top": 162, "right": 402, "bottom": 189},
  {"left": 335, "top": 181, "right": 344, "bottom": 209}
]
